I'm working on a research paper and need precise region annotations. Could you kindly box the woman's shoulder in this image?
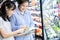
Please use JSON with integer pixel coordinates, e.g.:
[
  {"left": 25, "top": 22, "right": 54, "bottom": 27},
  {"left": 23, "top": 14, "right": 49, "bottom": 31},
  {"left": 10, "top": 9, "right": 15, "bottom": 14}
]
[
  {"left": 25, "top": 10, "right": 31, "bottom": 15},
  {"left": 0, "top": 17, "right": 4, "bottom": 28},
  {"left": 26, "top": 10, "right": 30, "bottom": 13},
  {"left": 0, "top": 17, "right": 3, "bottom": 21},
  {"left": 12, "top": 9, "right": 18, "bottom": 16}
]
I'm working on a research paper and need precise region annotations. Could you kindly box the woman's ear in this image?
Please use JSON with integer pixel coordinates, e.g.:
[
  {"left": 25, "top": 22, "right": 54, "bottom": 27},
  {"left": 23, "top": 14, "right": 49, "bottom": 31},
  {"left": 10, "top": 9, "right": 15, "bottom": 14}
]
[{"left": 5, "top": 6, "right": 8, "bottom": 11}]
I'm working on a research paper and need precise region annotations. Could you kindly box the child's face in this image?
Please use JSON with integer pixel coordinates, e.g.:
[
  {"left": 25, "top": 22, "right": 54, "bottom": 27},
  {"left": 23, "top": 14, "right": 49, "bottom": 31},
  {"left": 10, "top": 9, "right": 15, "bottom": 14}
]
[{"left": 19, "top": 2, "right": 28, "bottom": 12}]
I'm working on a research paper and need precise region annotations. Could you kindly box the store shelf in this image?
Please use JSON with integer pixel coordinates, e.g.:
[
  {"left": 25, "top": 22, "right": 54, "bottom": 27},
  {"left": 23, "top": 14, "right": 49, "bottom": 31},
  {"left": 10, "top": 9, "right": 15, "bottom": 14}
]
[
  {"left": 43, "top": 0, "right": 60, "bottom": 40},
  {"left": 30, "top": 11, "right": 40, "bottom": 14},
  {"left": 27, "top": 0, "right": 42, "bottom": 36}
]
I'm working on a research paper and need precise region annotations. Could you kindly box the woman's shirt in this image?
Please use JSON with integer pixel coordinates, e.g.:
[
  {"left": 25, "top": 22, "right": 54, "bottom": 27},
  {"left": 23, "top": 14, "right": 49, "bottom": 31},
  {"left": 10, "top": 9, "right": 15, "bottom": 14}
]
[
  {"left": 10, "top": 8, "right": 34, "bottom": 40},
  {"left": 0, "top": 17, "right": 14, "bottom": 40}
]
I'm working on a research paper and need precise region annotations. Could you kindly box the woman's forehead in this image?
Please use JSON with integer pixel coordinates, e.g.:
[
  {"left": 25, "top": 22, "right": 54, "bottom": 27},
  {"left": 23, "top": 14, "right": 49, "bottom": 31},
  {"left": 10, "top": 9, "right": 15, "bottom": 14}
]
[{"left": 21, "top": 2, "right": 28, "bottom": 6}]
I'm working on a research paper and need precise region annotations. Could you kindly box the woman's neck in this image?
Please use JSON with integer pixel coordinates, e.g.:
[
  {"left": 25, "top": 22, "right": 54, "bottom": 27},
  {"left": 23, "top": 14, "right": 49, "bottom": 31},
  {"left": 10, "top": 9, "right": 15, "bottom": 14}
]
[{"left": 18, "top": 8, "right": 24, "bottom": 15}]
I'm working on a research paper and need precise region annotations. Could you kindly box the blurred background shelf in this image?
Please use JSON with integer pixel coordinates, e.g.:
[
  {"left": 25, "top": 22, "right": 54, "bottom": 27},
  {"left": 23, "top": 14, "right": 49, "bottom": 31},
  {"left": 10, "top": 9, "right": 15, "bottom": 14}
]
[{"left": 43, "top": 0, "right": 60, "bottom": 40}]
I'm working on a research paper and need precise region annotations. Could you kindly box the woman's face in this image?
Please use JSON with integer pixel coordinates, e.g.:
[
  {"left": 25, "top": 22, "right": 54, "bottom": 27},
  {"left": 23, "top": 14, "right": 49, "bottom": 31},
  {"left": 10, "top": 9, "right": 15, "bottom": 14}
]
[
  {"left": 6, "top": 7, "right": 14, "bottom": 17},
  {"left": 19, "top": 2, "right": 28, "bottom": 12}
]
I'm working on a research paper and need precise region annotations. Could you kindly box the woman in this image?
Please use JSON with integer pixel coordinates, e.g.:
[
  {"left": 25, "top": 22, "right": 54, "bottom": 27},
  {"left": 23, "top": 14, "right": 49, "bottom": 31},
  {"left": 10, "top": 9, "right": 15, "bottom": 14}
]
[
  {"left": 10, "top": 0, "right": 35, "bottom": 40},
  {"left": 0, "top": 1, "right": 26, "bottom": 40}
]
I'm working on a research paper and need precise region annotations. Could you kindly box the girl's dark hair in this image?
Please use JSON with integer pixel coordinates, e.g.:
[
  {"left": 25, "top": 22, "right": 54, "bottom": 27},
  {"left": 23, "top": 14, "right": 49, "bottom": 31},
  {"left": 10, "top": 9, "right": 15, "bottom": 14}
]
[
  {"left": 0, "top": 1, "right": 16, "bottom": 21},
  {"left": 16, "top": 0, "right": 29, "bottom": 6}
]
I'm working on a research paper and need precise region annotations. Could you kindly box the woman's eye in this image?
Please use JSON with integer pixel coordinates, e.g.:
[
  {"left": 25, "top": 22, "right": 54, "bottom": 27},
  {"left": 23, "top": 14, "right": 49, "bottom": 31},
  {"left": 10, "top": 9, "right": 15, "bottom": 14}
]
[{"left": 22, "top": 5, "right": 25, "bottom": 7}]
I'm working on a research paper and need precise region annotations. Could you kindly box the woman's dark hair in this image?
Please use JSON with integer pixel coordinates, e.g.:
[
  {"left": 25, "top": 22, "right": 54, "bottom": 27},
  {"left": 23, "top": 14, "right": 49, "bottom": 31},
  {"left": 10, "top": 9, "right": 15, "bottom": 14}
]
[
  {"left": 0, "top": 0, "right": 3, "bottom": 3},
  {"left": 0, "top": 1, "right": 16, "bottom": 21},
  {"left": 16, "top": 0, "right": 29, "bottom": 6}
]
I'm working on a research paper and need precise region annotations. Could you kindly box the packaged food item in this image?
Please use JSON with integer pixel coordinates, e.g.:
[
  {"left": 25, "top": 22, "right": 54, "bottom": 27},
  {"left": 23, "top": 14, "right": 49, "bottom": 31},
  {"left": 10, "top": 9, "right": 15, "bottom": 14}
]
[
  {"left": 22, "top": 27, "right": 37, "bottom": 34},
  {"left": 45, "top": 25, "right": 57, "bottom": 38}
]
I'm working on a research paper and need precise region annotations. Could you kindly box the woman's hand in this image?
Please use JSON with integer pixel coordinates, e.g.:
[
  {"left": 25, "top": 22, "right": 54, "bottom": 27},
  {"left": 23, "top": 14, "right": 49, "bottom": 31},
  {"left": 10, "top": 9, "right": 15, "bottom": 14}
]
[
  {"left": 15, "top": 25, "right": 35, "bottom": 36},
  {"left": 17, "top": 27, "right": 27, "bottom": 34},
  {"left": 15, "top": 32, "right": 30, "bottom": 36},
  {"left": 20, "top": 25, "right": 28, "bottom": 33},
  {"left": 14, "top": 26, "right": 28, "bottom": 36}
]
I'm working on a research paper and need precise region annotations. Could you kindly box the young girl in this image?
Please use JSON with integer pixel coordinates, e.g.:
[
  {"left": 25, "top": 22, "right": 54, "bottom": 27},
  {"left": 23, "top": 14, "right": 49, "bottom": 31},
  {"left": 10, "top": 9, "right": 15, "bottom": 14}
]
[{"left": 0, "top": 1, "right": 26, "bottom": 40}]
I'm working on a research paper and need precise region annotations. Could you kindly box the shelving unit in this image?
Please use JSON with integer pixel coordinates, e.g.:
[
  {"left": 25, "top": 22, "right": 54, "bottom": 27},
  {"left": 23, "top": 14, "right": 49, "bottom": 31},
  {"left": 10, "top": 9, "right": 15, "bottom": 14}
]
[
  {"left": 43, "top": 0, "right": 60, "bottom": 40},
  {"left": 28, "top": 0, "right": 42, "bottom": 37}
]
